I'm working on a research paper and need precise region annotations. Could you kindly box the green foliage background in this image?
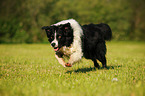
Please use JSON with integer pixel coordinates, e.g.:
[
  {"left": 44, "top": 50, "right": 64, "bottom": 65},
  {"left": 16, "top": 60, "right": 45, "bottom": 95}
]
[{"left": 0, "top": 0, "right": 145, "bottom": 43}]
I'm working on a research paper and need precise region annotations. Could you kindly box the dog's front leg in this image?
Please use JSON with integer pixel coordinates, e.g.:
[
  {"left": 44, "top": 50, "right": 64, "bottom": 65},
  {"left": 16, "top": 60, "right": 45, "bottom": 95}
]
[{"left": 55, "top": 55, "right": 66, "bottom": 67}]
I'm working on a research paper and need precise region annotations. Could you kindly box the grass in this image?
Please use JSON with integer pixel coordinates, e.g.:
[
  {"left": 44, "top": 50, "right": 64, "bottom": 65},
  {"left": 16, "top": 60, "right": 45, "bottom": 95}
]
[{"left": 0, "top": 41, "right": 144, "bottom": 96}]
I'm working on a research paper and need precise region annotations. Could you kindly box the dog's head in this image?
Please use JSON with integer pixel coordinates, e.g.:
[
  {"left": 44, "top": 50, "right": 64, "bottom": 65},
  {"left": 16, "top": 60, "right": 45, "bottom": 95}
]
[{"left": 42, "top": 23, "right": 73, "bottom": 52}]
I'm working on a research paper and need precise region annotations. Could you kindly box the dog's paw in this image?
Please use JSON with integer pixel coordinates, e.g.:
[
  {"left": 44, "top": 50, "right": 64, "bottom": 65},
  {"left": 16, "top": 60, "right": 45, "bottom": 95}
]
[{"left": 65, "top": 63, "right": 72, "bottom": 67}]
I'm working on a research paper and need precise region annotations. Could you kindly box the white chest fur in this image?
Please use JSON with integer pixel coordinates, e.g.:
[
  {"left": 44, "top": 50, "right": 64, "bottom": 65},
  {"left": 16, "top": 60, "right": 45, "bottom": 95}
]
[{"left": 59, "top": 45, "right": 74, "bottom": 56}]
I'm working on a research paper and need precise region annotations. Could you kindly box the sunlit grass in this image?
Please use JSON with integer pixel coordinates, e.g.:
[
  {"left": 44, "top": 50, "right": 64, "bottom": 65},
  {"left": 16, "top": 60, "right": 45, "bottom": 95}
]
[{"left": 0, "top": 41, "right": 144, "bottom": 96}]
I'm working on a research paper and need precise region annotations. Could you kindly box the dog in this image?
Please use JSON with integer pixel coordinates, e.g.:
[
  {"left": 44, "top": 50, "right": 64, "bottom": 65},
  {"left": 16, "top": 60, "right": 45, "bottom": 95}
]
[{"left": 42, "top": 19, "right": 112, "bottom": 68}]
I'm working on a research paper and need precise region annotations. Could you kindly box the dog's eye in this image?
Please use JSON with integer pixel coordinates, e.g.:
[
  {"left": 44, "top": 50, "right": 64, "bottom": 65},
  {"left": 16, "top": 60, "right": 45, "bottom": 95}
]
[{"left": 58, "top": 36, "right": 61, "bottom": 39}]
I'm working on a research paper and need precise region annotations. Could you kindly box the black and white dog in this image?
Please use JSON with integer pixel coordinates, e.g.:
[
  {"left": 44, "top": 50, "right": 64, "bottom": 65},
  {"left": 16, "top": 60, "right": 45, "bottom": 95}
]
[{"left": 42, "top": 19, "right": 112, "bottom": 68}]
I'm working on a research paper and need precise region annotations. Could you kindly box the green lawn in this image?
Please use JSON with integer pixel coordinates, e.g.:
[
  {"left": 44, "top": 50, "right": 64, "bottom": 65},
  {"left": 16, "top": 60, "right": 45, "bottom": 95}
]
[{"left": 0, "top": 41, "right": 144, "bottom": 96}]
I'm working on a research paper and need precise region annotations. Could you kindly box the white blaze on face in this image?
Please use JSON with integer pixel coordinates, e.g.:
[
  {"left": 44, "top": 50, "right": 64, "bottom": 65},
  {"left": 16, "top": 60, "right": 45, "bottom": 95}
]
[{"left": 51, "top": 31, "right": 58, "bottom": 47}]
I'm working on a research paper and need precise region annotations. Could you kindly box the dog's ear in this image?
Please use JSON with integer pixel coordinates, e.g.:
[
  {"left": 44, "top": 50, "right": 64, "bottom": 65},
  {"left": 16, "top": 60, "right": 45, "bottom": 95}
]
[
  {"left": 60, "top": 23, "right": 73, "bottom": 36},
  {"left": 42, "top": 26, "right": 48, "bottom": 30},
  {"left": 42, "top": 26, "right": 51, "bottom": 31},
  {"left": 59, "top": 23, "right": 71, "bottom": 30},
  {"left": 41, "top": 26, "right": 51, "bottom": 32},
  {"left": 63, "top": 23, "right": 71, "bottom": 30}
]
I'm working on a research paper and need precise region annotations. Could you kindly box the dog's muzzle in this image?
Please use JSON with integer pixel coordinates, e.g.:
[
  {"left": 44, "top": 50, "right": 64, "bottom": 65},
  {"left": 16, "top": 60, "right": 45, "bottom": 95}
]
[{"left": 51, "top": 43, "right": 60, "bottom": 52}]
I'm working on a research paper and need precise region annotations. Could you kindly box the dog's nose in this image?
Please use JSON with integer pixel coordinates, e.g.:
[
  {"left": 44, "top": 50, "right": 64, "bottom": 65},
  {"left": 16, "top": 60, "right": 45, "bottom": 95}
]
[{"left": 51, "top": 43, "right": 55, "bottom": 47}]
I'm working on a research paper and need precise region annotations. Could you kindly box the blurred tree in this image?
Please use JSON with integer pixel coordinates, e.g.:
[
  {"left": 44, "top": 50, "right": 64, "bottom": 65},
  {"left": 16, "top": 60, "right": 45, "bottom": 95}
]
[
  {"left": 129, "top": 0, "right": 145, "bottom": 40},
  {"left": 0, "top": 0, "right": 145, "bottom": 43},
  {"left": 0, "top": 0, "right": 26, "bottom": 43}
]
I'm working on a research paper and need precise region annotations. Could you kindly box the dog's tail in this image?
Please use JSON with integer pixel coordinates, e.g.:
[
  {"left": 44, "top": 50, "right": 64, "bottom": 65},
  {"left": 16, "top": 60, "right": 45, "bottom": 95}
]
[{"left": 98, "top": 23, "right": 112, "bottom": 41}]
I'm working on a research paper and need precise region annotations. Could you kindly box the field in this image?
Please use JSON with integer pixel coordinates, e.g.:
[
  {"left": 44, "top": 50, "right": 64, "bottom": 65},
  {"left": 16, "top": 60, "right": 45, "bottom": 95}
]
[{"left": 0, "top": 41, "right": 144, "bottom": 96}]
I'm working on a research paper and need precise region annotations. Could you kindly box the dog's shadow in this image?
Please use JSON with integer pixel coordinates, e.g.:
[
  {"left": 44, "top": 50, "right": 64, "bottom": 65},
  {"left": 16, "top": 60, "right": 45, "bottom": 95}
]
[{"left": 66, "top": 65, "right": 122, "bottom": 74}]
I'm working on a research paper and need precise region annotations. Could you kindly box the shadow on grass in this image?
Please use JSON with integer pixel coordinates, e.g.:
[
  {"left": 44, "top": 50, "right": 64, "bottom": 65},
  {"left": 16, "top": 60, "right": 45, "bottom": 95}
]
[{"left": 66, "top": 65, "right": 122, "bottom": 74}]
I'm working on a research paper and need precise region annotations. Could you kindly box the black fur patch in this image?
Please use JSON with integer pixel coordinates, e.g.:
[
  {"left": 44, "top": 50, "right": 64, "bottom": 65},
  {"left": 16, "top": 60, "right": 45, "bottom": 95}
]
[{"left": 81, "top": 23, "right": 112, "bottom": 68}]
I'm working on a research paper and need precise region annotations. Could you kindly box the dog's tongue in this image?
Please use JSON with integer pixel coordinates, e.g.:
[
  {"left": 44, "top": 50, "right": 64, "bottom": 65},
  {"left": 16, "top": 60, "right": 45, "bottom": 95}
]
[{"left": 54, "top": 48, "right": 59, "bottom": 51}]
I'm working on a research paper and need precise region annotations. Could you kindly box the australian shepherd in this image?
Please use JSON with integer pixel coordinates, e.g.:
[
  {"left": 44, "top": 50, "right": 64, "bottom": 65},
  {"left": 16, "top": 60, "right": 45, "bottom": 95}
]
[{"left": 42, "top": 19, "right": 112, "bottom": 68}]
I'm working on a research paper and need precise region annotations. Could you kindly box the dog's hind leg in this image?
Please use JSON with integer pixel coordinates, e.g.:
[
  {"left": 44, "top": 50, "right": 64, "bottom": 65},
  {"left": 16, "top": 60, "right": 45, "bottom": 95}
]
[
  {"left": 98, "top": 56, "right": 107, "bottom": 68},
  {"left": 92, "top": 59, "right": 100, "bottom": 68}
]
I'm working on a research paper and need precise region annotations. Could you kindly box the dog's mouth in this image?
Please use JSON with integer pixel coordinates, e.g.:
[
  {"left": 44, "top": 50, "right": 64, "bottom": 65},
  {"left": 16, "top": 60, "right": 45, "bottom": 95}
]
[{"left": 54, "top": 47, "right": 60, "bottom": 52}]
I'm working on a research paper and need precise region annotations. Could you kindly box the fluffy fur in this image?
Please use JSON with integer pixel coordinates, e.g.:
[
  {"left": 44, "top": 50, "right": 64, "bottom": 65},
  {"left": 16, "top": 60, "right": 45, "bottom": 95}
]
[
  {"left": 53, "top": 19, "right": 83, "bottom": 65},
  {"left": 42, "top": 19, "right": 112, "bottom": 68},
  {"left": 82, "top": 23, "right": 112, "bottom": 68}
]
